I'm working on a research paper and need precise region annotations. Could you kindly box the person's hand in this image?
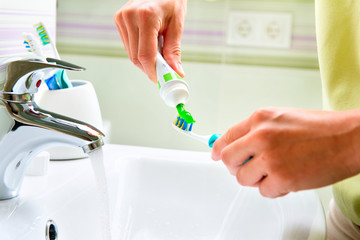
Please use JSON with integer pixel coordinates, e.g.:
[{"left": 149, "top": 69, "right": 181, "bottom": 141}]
[
  {"left": 212, "top": 107, "right": 360, "bottom": 198},
  {"left": 114, "top": 0, "right": 186, "bottom": 83}
]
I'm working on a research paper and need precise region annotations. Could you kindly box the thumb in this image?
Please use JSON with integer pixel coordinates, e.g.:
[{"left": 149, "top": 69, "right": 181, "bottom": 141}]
[{"left": 162, "top": 19, "right": 185, "bottom": 78}]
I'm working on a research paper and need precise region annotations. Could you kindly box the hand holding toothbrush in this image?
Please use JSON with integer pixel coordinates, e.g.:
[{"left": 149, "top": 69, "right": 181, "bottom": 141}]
[
  {"left": 211, "top": 107, "right": 360, "bottom": 199},
  {"left": 114, "top": 0, "right": 186, "bottom": 83}
]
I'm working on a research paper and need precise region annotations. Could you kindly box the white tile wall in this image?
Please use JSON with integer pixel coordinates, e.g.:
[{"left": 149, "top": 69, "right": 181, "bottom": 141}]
[
  {"left": 0, "top": 0, "right": 56, "bottom": 59},
  {"left": 56, "top": 0, "right": 318, "bottom": 68}
]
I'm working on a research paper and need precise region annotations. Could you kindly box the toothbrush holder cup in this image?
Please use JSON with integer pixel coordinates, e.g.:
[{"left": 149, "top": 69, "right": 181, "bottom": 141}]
[{"left": 37, "top": 80, "right": 103, "bottom": 160}]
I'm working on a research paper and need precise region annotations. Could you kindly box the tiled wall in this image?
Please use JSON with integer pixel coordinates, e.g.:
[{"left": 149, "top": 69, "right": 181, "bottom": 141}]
[
  {"left": 57, "top": 0, "right": 317, "bottom": 68},
  {"left": 0, "top": 0, "right": 56, "bottom": 60}
]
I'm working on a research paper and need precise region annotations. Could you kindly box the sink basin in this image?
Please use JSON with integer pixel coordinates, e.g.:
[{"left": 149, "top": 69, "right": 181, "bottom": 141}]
[{"left": 0, "top": 144, "right": 326, "bottom": 239}]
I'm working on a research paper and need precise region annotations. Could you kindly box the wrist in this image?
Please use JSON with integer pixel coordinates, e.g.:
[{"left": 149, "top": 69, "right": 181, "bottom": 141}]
[{"left": 344, "top": 108, "right": 360, "bottom": 173}]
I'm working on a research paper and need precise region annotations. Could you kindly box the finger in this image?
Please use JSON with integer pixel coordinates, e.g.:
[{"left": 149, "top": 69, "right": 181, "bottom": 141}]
[
  {"left": 114, "top": 11, "right": 130, "bottom": 54},
  {"left": 162, "top": 17, "right": 185, "bottom": 78},
  {"left": 220, "top": 136, "right": 255, "bottom": 175},
  {"left": 121, "top": 10, "right": 143, "bottom": 71},
  {"left": 211, "top": 118, "right": 251, "bottom": 161},
  {"left": 236, "top": 158, "right": 267, "bottom": 187},
  {"left": 127, "top": 24, "right": 142, "bottom": 69},
  {"left": 138, "top": 17, "right": 160, "bottom": 83},
  {"left": 258, "top": 177, "right": 289, "bottom": 199}
]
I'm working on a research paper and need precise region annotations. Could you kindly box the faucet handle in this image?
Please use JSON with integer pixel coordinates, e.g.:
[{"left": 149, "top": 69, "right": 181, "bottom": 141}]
[
  {"left": 45, "top": 57, "right": 85, "bottom": 71},
  {"left": 1, "top": 57, "right": 85, "bottom": 95}
]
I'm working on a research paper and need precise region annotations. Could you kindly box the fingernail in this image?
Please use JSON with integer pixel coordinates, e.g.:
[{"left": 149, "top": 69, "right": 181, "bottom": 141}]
[
  {"left": 148, "top": 72, "right": 157, "bottom": 84},
  {"left": 211, "top": 152, "right": 218, "bottom": 161},
  {"left": 177, "top": 62, "right": 185, "bottom": 77}
]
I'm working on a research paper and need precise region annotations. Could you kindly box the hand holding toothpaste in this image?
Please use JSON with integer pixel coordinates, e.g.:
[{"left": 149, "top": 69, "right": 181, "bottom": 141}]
[{"left": 114, "top": 0, "right": 186, "bottom": 83}]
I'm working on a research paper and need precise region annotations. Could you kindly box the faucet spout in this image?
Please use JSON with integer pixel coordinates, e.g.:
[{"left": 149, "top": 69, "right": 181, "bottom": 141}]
[
  {"left": 0, "top": 117, "right": 104, "bottom": 200},
  {"left": 0, "top": 56, "right": 104, "bottom": 200}
]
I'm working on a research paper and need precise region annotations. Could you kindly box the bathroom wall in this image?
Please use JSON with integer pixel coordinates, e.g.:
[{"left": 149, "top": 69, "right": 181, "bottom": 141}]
[
  {"left": 56, "top": 0, "right": 317, "bottom": 68},
  {"left": 0, "top": 0, "right": 56, "bottom": 60}
]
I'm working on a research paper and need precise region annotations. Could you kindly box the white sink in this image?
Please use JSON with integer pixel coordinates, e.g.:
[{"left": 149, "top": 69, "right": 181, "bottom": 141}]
[{"left": 0, "top": 144, "right": 326, "bottom": 239}]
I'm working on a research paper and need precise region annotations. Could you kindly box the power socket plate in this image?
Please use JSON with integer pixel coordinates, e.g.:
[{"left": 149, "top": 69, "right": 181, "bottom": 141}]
[{"left": 226, "top": 11, "right": 293, "bottom": 49}]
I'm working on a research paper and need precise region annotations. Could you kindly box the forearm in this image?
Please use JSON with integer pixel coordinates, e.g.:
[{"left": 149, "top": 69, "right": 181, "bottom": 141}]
[{"left": 340, "top": 108, "right": 360, "bottom": 173}]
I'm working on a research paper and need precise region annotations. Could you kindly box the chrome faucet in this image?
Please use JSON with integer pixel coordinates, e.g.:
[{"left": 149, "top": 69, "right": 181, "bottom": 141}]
[{"left": 0, "top": 56, "right": 104, "bottom": 200}]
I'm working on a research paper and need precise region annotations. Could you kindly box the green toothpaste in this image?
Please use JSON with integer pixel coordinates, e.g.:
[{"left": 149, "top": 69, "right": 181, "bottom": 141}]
[{"left": 176, "top": 103, "right": 195, "bottom": 123}]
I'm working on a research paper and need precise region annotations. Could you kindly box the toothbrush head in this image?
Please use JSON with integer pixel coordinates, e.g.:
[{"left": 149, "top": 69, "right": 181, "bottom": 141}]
[
  {"left": 33, "top": 22, "right": 51, "bottom": 46},
  {"left": 23, "top": 32, "right": 43, "bottom": 56},
  {"left": 174, "top": 103, "right": 195, "bottom": 131},
  {"left": 174, "top": 115, "right": 194, "bottom": 131},
  {"left": 23, "top": 40, "right": 34, "bottom": 52}
]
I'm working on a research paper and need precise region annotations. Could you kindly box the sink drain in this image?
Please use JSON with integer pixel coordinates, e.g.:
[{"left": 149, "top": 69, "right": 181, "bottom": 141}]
[{"left": 45, "top": 220, "right": 58, "bottom": 240}]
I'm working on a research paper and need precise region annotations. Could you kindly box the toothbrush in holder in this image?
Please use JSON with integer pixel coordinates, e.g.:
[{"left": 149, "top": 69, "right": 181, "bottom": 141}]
[
  {"left": 33, "top": 21, "right": 59, "bottom": 59},
  {"left": 23, "top": 32, "right": 44, "bottom": 56},
  {"left": 33, "top": 21, "right": 72, "bottom": 89}
]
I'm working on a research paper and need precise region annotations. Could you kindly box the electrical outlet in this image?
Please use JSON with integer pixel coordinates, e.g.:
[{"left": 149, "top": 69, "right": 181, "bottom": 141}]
[
  {"left": 226, "top": 11, "right": 292, "bottom": 49},
  {"left": 227, "top": 11, "right": 259, "bottom": 46}
]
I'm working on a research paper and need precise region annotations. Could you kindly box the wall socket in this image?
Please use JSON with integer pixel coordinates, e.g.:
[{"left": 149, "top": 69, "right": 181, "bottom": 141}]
[{"left": 226, "top": 11, "right": 293, "bottom": 49}]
